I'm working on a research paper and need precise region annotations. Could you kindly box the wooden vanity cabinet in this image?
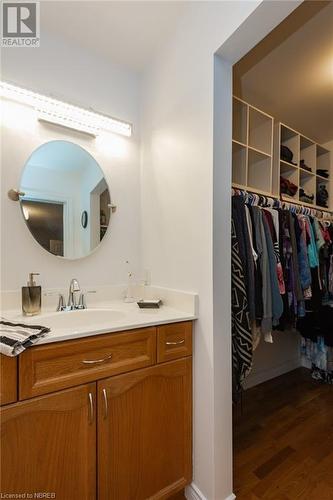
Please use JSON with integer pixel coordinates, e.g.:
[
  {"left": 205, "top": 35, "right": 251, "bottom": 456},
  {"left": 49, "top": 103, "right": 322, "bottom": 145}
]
[
  {"left": 0, "top": 354, "right": 17, "bottom": 405},
  {"left": 0, "top": 383, "right": 96, "bottom": 500},
  {"left": 98, "top": 358, "right": 192, "bottom": 500},
  {"left": 157, "top": 322, "right": 192, "bottom": 363},
  {"left": 0, "top": 322, "right": 193, "bottom": 500},
  {"left": 19, "top": 327, "right": 156, "bottom": 399}
]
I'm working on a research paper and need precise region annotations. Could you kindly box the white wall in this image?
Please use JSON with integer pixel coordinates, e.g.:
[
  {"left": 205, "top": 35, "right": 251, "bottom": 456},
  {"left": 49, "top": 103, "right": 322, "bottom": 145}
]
[
  {"left": 140, "top": 3, "right": 262, "bottom": 498},
  {"left": 1, "top": 34, "right": 141, "bottom": 292},
  {"left": 244, "top": 332, "right": 301, "bottom": 389},
  {"left": 140, "top": 2, "right": 302, "bottom": 497}
]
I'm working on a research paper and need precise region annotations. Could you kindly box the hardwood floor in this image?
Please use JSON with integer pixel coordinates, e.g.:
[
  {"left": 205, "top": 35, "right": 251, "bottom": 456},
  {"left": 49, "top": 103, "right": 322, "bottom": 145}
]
[{"left": 233, "top": 368, "right": 333, "bottom": 499}]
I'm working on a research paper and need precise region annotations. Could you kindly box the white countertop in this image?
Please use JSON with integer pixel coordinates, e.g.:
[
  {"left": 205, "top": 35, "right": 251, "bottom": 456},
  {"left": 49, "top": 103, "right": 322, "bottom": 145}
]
[{"left": 2, "top": 287, "right": 198, "bottom": 346}]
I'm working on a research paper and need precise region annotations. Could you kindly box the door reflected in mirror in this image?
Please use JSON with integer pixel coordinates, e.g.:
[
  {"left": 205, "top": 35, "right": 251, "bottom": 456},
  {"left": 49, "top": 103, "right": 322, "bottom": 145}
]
[{"left": 20, "top": 140, "right": 111, "bottom": 259}]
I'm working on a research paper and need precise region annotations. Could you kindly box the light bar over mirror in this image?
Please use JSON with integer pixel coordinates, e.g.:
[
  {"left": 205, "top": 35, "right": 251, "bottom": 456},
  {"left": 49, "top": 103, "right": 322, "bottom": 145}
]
[{"left": 0, "top": 81, "right": 132, "bottom": 137}]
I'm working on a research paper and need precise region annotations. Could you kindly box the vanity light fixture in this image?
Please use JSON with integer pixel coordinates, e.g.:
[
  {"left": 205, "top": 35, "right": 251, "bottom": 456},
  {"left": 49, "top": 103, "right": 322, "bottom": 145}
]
[{"left": 0, "top": 81, "right": 132, "bottom": 138}]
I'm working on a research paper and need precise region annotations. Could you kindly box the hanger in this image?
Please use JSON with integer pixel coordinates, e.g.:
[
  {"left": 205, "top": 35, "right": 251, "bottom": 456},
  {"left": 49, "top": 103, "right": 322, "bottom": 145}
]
[{"left": 232, "top": 187, "right": 333, "bottom": 223}]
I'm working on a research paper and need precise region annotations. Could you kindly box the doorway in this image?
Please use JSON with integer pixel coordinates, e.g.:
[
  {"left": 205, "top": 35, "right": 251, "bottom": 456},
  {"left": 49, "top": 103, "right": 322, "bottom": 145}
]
[
  {"left": 228, "top": 2, "right": 333, "bottom": 498},
  {"left": 21, "top": 199, "right": 64, "bottom": 256}
]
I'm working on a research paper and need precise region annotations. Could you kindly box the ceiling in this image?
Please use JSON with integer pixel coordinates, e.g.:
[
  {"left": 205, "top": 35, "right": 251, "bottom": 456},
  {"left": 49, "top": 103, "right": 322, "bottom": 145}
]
[
  {"left": 41, "top": 1, "right": 188, "bottom": 72},
  {"left": 233, "top": 1, "right": 333, "bottom": 144}
]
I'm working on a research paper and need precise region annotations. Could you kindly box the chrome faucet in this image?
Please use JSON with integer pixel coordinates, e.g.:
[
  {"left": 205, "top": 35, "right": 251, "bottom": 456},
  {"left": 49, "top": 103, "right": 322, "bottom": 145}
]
[
  {"left": 57, "top": 278, "right": 86, "bottom": 311},
  {"left": 68, "top": 278, "right": 80, "bottom": 309}
]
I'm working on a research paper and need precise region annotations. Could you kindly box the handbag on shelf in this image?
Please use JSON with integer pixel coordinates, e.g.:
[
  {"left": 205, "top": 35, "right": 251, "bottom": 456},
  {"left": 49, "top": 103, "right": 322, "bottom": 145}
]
[
  {"left": 281, "top": 145, "right": 297, "bottom": 165},
  {"left": 280, "top": 176, "right": 298, "bottom": 197}
]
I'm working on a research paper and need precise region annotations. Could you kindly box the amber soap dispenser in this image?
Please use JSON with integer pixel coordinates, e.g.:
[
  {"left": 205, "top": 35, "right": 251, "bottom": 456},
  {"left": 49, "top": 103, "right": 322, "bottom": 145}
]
[{"left": 22, "top": 273, "right": 41, "bottom": 316}]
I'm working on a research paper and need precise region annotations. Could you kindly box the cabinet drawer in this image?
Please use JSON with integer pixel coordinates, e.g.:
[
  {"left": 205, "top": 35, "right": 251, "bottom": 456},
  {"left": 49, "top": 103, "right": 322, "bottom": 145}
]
[
  {"left": 157, "top": 322, "right": 192, "bottom": 363},
  {"left": 0, "top": 355, "right": 17, "bottom": 406},
  {"left": 19, "top": 328, "right": 156, "bottom": 399}
]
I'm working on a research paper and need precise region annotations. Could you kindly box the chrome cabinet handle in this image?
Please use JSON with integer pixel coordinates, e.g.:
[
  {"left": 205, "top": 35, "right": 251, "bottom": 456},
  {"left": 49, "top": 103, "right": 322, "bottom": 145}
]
[
  {"left": 82, "top": 354, "right": 112, "bottom": 365},
  {"left": 88, "top": 392, "right": 94, "bottom": 424},
  {"left": 166, "top": 339, "right": 185, "bottom": 345},
  {"left": 102, "top": 388, "right": 108, "bottom": 420}
]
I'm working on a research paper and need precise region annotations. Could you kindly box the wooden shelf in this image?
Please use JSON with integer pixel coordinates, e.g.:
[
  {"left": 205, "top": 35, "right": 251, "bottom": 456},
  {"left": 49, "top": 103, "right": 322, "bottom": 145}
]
[
  {"left": 248, "top": 145, "right": 271, "bottom": 158},
  {"left": 300, "top": 169, "right": 316, "bottom": 204},
  {"left": 299, "top": 167, "right": 315, "bottom": 176},
  {"left": 232, "top": 141, "right": 247, "bottom": 186},
  {"left": 232, "top": 97, "right": 248, "bottom": 145},
  {"left": 248, "top": 149, "right": 272, "bottom": 194},
  {"left": 232, "top": 139, "right": 247, "bottom": 148},
  {"left": 232, "top": 183, "right": 274, "bottom": 198},
  {"left": 232, "top": 97, "right": 273, "bottom": 196},
  {"left": 281, "top": 195, "right": 326, "bottom": 212},
  {"left": 232, "top": 96, "right": 332, "bottom": 212},
  {"left": 248, "top": 107, "right": 273, "bottom": 156},
  {"left": 300, "top": 136, "right": 316, "bottom": 173},
  {"left": 280, "top": 159, "right": 298, "bottom": 168},
  {"left": 281, "top": 194, "right": 298, "bottom": 202},
  {"left": 280, "top": 124, "right": 300, "bottom": 166},
  {"left": 275, "top": 122, "right": 332, "bottom": 211},
  {"left": 280, "top": 161, "right": 299, "bottom": 199}
]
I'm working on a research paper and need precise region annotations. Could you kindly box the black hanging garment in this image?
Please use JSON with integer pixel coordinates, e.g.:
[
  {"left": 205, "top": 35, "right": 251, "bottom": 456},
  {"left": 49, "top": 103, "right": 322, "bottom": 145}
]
[{"left": 231, "top": 217, "right": 253, "bottom": 400}]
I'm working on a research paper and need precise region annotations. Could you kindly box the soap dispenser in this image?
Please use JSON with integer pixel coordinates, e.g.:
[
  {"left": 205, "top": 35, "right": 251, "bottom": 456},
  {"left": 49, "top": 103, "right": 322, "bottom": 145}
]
[{"left": 22, "top": 273, "right": 41, "bottom": 316}]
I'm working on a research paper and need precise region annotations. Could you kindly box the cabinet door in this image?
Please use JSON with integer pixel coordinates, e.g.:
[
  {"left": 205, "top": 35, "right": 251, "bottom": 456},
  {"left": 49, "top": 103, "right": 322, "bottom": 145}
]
[
  {"left": 0, "top": 383, "right": 96, "bottom": 500},
  {"left": 98, "top": 358, "right": 192, "bottom": 500},
  {"left": 0, "top": 354, "right": 17, "bottom": 405}
]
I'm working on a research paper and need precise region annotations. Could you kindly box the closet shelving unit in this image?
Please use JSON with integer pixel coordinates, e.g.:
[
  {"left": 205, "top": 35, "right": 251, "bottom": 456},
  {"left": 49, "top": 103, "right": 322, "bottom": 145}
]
[
  {"left": 232, "top": 96, "right": 274, "bottom": 196},
  {"left": 274, "top": 123, "right": 332, "bottom": 210},
  {"left": 232, "top": 96, "right": 332, "bottom": 212}
]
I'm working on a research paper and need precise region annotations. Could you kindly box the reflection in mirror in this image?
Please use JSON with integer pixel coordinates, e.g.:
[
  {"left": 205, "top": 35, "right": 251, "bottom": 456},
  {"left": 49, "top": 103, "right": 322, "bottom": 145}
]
[{"left": 20, "top": 140, "right": 111, "bottom": 259}]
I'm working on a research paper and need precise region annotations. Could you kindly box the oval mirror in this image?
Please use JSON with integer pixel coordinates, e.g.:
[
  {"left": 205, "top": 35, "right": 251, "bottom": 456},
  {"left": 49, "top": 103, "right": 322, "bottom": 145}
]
[{"left": 19, "top": 140, "right": 111, "bottom": 259}]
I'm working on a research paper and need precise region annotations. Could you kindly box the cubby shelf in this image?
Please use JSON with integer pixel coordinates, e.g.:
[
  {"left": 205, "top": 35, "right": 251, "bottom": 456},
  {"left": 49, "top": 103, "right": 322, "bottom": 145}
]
[
  {"left": 274, "top": 123, "right": 331, "bottom": 210},
  {"left": 232, "top": 96, "right": 332, "bottom": 211},
  {"left": 232, "top": 97, "right": 274, "bottom": 196}
]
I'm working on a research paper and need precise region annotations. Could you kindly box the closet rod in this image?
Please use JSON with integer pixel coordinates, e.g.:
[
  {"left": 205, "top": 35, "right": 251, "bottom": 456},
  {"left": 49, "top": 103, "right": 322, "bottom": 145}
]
[{"left": 232, "top": 185, "right": 333, "bottom": 221}]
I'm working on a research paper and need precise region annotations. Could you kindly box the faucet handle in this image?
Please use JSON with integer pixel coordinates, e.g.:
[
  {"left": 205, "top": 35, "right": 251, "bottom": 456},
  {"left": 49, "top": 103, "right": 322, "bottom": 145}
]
[
  {"left": 70, "top": 278, "right": 80, "bottom": 292},
  {"left": 57, "top": 294, "right": 65, "bottom": 311},
  {"left": 78, "top": 293, "right": 86, "bottom": 309}
]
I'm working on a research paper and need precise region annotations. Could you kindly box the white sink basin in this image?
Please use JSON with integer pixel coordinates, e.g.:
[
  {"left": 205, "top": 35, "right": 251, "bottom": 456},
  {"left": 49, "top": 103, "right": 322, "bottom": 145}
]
[{"left": 28, "top": 308, "right": 127, "bottom": 331}]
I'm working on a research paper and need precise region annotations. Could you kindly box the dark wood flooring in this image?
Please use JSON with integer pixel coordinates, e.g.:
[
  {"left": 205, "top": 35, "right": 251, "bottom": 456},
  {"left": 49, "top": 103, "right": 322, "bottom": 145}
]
[{"left": 233, "top": 368, "right": 333, "bottom": 499}]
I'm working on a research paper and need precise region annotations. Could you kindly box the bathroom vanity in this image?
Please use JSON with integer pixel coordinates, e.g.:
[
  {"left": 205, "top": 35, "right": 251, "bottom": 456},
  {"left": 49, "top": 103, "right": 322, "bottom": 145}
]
[
  {"left": 0, "top": 320, "right": 193, "bottom": 500},
  {"left": 1, "top": 128, "right": 196, "bottom": 499}
]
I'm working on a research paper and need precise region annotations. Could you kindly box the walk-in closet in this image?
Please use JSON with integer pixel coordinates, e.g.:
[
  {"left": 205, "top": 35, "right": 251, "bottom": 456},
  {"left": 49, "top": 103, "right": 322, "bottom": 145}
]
[{"left": 231, "top": 2, "right": 333, "bottom": 498}]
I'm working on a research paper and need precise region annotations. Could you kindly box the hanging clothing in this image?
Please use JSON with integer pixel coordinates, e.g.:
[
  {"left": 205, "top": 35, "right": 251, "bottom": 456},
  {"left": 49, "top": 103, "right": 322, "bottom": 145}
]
[
  {"left": 231, "top": 218, "right": 252, "bottom": 399},
  {"left": 232, "top": 196, "right": 256, "bottom": 321},
  {"left": 262, "top": 211, "right": 284, "bottom": 327},
  {"left": 248, "top": 207, "right": 263, "bottom": 321},
  {"left": 266, "top": 208, "right": 285, "bottom": 295},
  {"left": 250, "top": 207, "right": 273, "bottom": 335},
  {"left": 231, "top": 191, "right": 333, "bottom": 393}
]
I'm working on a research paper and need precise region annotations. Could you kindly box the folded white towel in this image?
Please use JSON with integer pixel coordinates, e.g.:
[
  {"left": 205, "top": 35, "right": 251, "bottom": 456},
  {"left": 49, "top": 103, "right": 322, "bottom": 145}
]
[{"left": 0, "top": 319, "right": 50, "bottom": 357}]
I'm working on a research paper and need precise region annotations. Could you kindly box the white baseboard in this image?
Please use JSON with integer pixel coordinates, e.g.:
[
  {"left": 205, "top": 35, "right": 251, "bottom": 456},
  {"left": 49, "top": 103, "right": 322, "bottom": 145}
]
[
  {"left": 185, "top": 484, "right": 206, "bottom": 500},
  {"left": 244, "top": 357, "right": 301, "bottom": 389},
  {"left": 185, "top": 483, "right": 235, "bottom": 500}
]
